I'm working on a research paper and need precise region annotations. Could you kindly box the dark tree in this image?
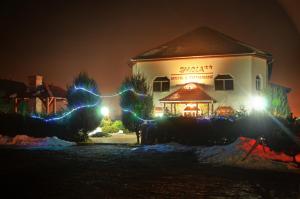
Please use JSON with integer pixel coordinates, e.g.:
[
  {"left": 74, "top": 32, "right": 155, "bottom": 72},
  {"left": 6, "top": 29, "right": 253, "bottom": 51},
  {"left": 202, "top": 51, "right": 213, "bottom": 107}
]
[
  {"left": 120, "top": 74, "right": 153, "bottom": 144},
  {"left": 264, "top": 84, "right": 290, "bottom": 118},
  {"left": 66, "top": 72, "right": 101, "bottom": 142}
]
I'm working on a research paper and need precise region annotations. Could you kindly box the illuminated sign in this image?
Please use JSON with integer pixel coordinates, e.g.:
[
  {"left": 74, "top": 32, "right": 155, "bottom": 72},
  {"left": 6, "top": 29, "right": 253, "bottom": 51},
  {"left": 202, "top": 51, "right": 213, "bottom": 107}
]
[
  {"left": 179, "top": 65, "right": 213, "bottom": 73},
  {"left": 171, "top": 65, "right": 214, "bottom": 82}
]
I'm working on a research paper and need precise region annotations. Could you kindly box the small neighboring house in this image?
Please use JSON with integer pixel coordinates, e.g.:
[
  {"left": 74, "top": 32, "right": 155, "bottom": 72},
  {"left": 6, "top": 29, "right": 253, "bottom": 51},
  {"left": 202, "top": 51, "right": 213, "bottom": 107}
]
[{"left": 0, "top": 75, "right": 67, "bottom": 115}]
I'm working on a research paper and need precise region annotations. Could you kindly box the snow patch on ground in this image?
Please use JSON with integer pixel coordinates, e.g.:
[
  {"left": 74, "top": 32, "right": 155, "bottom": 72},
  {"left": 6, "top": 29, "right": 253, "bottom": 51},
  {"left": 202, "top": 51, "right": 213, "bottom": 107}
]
[
  {"left": 195, "top": 137, "right": 292, "bottom": 171},
  {"left": 132, "top": 143, "right": 194, "bottom": 153},
  {"left": 132, "top": 137, "right": 300, "bottom": 172},
  {"left": 88, "top": 127, "right": 102, "bottom": 136},
  {"left": 0, "top": 134, "right": 76, "bottom": 150}
]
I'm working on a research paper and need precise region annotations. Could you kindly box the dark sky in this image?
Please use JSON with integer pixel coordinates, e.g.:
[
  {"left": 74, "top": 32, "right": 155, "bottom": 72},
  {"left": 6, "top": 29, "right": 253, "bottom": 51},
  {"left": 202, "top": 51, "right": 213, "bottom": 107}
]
[{"left": 0, "top": 0, "right": 299, "bottom": 117}]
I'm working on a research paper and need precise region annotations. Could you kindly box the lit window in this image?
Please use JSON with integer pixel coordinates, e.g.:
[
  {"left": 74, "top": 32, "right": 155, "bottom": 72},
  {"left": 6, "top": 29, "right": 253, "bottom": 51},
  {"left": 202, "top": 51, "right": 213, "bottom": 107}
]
[
  {"left": 256, "top": 75, "right": 262, "bottom": 91},
  {"left": 215, "top": 74, "right": 234, "bottom": 91},
  {"left": 153, "top": 77, "right": 170, "bottom": 92}
]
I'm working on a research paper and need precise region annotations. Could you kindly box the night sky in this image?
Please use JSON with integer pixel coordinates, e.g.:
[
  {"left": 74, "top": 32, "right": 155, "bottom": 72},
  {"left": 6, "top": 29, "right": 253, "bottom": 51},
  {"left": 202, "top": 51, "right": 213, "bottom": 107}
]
[{"left": 0, "top": 0, "right": 299, "bottom": 117}]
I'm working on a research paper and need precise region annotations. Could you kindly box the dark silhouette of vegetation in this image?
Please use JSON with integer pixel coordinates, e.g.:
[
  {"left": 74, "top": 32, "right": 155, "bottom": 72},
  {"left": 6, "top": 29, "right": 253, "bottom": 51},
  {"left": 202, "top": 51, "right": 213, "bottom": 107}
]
[
  {"left": 0, "top": 112, "right": 74, "bottom": 141},
  {"left": 119, "top": 74, "right": 153, "bottom": 144},
  {"left": 66, "top": 72, "right": 102, "bottom": 142},
  {"left": 142, "top": 116, "right": 238, "bottom": 145},
  {"left": 264, "top": 84, "right": 290, "bottom": 118},
  {"left": 142, "top": 113, "right": 300, "bottom": 161}
]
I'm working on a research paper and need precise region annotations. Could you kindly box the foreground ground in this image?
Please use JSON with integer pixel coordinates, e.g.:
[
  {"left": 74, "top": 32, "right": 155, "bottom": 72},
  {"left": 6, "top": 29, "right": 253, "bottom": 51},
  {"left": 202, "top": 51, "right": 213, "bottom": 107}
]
[{"left": 0, "top": 144, "right": 300, "bottom": 199}]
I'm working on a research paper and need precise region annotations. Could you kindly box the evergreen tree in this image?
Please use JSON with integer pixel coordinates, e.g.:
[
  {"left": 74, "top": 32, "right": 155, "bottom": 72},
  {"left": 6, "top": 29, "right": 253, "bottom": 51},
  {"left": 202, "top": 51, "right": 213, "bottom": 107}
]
[
  {"left": 119, "top": 74, "right": 153, "bottom": 143},
  {"left": 66, "top": 72, "right": 101, "bottom": 141},
  {"left": 264, "top": 84, "right": 290, "bottom": 118}
]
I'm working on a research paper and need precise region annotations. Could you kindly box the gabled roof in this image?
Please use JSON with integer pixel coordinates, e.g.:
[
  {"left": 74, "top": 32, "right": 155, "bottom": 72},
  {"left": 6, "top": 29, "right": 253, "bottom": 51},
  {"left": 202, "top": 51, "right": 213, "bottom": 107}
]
[
  {"left": 132, "top": 27, "right": 271, "bottom": 61},
  {"left": 0, "top": 79, "right": 27, "bottom": 97},
  {"left": 0, "top": 78, "right": 67, "bottom": 99},
  {"left": 270, "top": 83, "right": 291, "bottom": 93},
  {"left": 160, "top": 83, "right": 215, "bottom": 102},
  {"left": 19, "top": 83, "right": 67, "bottom": 99}
]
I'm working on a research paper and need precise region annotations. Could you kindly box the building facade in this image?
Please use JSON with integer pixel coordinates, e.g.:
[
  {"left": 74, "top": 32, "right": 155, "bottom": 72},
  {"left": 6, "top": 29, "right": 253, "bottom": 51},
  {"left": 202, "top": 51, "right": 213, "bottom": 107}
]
[{"left": 131, "top": 27, "right": 272, "bottom": 117}]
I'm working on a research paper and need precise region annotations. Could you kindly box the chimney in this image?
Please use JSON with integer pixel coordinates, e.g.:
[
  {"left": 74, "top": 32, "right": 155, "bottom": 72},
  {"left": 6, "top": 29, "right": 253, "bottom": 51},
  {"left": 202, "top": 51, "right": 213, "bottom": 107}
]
[{"left": 28, "top": 75, "right": 43, "bottom": 89}]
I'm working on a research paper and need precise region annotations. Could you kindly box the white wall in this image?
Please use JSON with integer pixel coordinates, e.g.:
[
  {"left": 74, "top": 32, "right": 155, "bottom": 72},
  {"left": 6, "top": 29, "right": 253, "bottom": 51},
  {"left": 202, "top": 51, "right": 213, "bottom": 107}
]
[{"left": 133, "top": 55, "right": 268, "bottom": 112}]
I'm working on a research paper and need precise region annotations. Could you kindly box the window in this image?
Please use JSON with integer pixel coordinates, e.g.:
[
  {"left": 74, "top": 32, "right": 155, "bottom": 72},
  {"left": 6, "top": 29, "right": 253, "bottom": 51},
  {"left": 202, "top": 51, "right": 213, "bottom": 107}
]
[
  {"left": 153, "top": 77, "right": 170, "bottom": 92},
  {"left": 214, "top": 74, "right": 234, "bottom": 91},
  {"left": 256, "top": 75, "right": 262, "bottom": 91}
]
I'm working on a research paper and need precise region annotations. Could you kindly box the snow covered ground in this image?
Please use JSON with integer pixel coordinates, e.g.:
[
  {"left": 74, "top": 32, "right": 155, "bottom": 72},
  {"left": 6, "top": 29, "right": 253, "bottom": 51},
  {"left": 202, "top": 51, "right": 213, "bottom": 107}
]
[
  {"left": 132, "top": 137, "right": 300, "bottom": 173},
  {"left": 0, "top": 134, "right": 76, "bottom": 150}
]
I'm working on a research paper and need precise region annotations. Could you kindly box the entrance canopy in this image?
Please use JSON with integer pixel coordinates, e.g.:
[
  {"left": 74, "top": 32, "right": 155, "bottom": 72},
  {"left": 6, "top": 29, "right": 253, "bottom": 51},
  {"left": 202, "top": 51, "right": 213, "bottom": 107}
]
[
  {"left": 160, "top": 83, "right": 215, "bottom": 103},
  {"left": 159, "top": 83, "right": 215, "bottom": 116}
]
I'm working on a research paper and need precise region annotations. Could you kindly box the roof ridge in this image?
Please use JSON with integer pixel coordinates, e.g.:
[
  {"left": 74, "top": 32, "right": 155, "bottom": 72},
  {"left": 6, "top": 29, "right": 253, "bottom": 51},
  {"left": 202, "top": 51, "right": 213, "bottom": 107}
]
[
  {"left": 160, "top": 82, "right": 215, "bottom": 102},
  {"left": 132, "top": 26, "right": 271, "bottom": 61},
  {"left": 43, "top": 82, "right": 54, "bottom": 97}
]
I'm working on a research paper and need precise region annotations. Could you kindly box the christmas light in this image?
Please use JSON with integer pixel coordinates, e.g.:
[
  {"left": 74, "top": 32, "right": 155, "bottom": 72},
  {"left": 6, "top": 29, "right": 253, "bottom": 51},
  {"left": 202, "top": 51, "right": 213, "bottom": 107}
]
[
  {"left": 32, "top": 101, "right": 100, "bottom": 122},
  {"left": 31, "top": 86, "right": 153, "bottom": 123},
  {"left": 74, "top": 86, "right": 148, "bottom": 98},
  {"left": 122, "top": 108, "right": 155, "bottom": 122}
]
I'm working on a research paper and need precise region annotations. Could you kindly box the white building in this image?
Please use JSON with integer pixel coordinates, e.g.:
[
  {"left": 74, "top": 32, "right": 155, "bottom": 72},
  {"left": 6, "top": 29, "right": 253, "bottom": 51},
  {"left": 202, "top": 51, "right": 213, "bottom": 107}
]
[{"left": 131, "top": 27, "right": 273, "bottom": 117}]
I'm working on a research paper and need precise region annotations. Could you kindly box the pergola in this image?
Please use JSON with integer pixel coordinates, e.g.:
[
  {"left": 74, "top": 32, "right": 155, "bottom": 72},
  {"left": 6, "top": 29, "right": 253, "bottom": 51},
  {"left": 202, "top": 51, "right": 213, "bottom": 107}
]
[
  {"left": 159, "top": 83, "right": 215, "bottom": 117},
  {"left": 12, "top": 83, "right": 67, "bottom": 114}
]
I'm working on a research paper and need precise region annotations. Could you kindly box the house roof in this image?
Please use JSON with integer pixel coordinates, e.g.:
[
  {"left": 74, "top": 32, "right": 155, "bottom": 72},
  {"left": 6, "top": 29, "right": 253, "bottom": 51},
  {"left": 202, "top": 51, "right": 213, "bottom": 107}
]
[
  {"left": 0, "top": 79, "right": 27, "bottom": 97},
  {"left": 132, "top": 27, "right": 271, "bottom": 61},
  {"left": 0, "top": 78, "right": 67, "bottom": 99},
  {"left": 160, "top": 83, "right": 214, "bottom": 102},
  {"left": 19, "top": 83, "right": 67, "bottom": 99},
  {"left": 270, "top": 83, "right": 291, "bottom": 93}
]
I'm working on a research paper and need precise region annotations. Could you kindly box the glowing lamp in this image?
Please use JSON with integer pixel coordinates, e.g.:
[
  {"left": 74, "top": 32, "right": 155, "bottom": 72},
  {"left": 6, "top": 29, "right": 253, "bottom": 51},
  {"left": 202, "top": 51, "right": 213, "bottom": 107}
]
[
  {"left": 250, "top": 96, "right": 267, "bottom": 111},
  {"left": 100, "top": 106, "right": 110, "bottom": 117},
  {"left": 154, "top": 112, "right": 164, "bottom": 118}
]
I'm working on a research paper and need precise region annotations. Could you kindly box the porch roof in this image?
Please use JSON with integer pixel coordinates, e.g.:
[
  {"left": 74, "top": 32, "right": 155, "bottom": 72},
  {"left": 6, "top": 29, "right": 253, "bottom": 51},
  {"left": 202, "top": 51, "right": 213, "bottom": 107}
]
[{"left": 159, "top": 83, "right": 215, "bottom": 103}]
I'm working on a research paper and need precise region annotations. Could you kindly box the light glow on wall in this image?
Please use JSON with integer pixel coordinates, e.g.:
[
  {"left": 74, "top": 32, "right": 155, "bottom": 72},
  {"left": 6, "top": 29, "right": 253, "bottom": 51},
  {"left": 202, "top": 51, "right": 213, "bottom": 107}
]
[
  {"left": 100, "top": 106, "right": 109, "bottom": 117},
  {"left": 249, "top": 95, "right": 267, "bottom": 111}
]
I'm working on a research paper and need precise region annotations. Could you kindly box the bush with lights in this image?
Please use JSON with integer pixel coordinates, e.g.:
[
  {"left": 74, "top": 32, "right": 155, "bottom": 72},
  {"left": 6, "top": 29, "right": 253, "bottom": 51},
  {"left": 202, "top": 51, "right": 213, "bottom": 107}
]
[
  {"left": 119, "top": 74, "right": 153, "bottom": 144},
  {"left": 66, "top": 72, "right": 102, "bottom": 142}
]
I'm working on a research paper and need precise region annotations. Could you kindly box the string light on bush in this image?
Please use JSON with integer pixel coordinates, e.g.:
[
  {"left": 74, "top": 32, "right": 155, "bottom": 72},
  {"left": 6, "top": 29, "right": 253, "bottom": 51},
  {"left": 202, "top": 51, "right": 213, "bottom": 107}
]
[
  {"left": 31, "top": 86, "right": 153, "bottom": 122},
  {"left": 74, "top": 86, "right": 148, "bottom": 98},
  {"left": 31, "top": 101, "right": 100, "bottom": 122},
  {"left": 122, "top": 108, "right": 155, "bottom": 122}
]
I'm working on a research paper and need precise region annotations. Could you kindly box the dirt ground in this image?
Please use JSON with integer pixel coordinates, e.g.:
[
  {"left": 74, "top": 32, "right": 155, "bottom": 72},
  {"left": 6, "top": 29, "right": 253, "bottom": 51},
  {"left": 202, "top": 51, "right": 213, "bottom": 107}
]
[
  {"left": 90, "top": 133, "right": 137, "bottom": 144},
  {"left": 1, "top": 144, "right": 300, "bottom": 199}
]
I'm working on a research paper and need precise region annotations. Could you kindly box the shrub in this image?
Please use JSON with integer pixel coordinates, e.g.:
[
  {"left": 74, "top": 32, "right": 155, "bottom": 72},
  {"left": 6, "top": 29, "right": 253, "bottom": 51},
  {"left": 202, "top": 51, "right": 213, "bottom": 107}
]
[
  {"left": 66, "top": 72, "right": 102, "bottom": 141},
  {"left": 112, "top": 120, "right": 124, "bottom": 130},
  {"left": 142, "top": 113, "right": 300, "bottom": 159},
  {"left": 0, "top": 112, "right": 75, "bottom": 141},
  {"left": 100, "top": 118, "right": 126, "bottom": 134},
  {"left": 120, "top": 74, "right": 153, "bottom": 143},
  {"left": 143, "top": 116, "right": 238, "bottom": 145}
]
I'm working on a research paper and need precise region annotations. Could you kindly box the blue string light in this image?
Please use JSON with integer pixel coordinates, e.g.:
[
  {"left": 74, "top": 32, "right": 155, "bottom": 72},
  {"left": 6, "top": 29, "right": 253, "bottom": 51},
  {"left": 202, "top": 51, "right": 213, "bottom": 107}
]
[
  {"left": 122, "top": 108, "right": 155, "bottom": 122},
  {"left": 31, "top": 86, "right": 153, "bottom": 122},
  {"left": 74, "top": 86, "right": 148, "bottom": 98},
  {"left": 32, "top": 101, "right": 100, "bottom": 122}
]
